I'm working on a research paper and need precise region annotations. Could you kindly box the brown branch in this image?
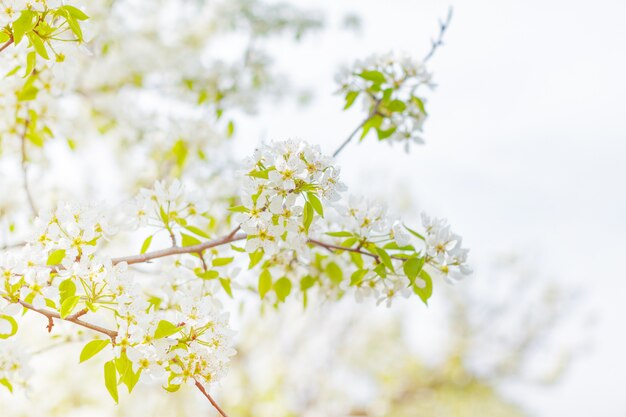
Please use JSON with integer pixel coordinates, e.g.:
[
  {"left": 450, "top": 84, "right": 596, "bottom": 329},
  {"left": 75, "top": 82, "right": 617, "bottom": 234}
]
[
  {"left": 194, "top": 379, "right": 230, "bottom": 417},
  {"left": 0, "top": 37, "right": 13, "bottom": 53},
  {"left": 111, "top": 232, "right": 246, "bottom": 266},
  {"left": 15, "top": 299, "right": 118, "bottom": 339},
  {"left": 308, "top": 238, "right": 379, "bottom": 260}
]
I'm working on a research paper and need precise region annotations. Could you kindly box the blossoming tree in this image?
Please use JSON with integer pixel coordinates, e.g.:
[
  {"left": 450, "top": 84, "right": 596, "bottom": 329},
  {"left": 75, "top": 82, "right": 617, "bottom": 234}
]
[{"left": 0, "top": 1, "right": 470, "bottom": 415}]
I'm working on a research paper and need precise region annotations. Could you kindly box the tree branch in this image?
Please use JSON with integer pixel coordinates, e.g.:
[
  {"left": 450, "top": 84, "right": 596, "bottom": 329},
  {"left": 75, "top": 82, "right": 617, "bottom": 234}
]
[
  {"left": 333, "top": 100, "right": 382, "bottom": 158},
  {"left": 423, "top": 7, "right": 453, "bottom": 63},
  {"left": 14, "top": 299, "right": 118, "bottom": 339},
  {"left": 194, "top": 379, "right": 230, "bottom": 417},
  {"left": 0, "top": 37, "right": 13, "bottom": 54},
  {"left": 111, "top": 232, "right": 247, "bottom": 266}
]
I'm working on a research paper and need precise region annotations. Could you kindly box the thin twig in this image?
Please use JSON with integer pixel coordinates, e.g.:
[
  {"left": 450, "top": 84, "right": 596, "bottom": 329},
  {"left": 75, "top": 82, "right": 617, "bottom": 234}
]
[
  {"left": 14, "top": 299, "right": 118, "bottom": 339},
  {"left": 333, "top": 100, "right": 382, "bottom": 158},
  {"left": 423, "top": 7, "right": 453, "bottom": 63},
  {"left": 20, "top": 114, "right": 38, "bottom": 216},
  {"left": 0, "top": 241, "right": 27, "bottom": 250},
  {"left": 111, "top": 232, "right": 246, "bottom": 266},
  {"left": 0, "top": 37, "right": 13, "bottom": 53},
  {"left": 194, "top": 379, "right": 230, "bottom": 417}
]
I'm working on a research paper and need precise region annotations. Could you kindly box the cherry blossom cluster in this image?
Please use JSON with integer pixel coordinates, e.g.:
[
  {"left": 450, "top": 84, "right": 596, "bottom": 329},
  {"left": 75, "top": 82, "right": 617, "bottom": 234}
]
[
  {"left": 111, "top": 269, "right": 236, "bottom": 391},
  {"left": 336, "top": 51, "right": 434, "bottom": 149},
  {"left": 421, "top": 213, "right": 472, "bottom": 283},
  {"left": 236, "top": 139, "right": 347, "bottom": 255}
]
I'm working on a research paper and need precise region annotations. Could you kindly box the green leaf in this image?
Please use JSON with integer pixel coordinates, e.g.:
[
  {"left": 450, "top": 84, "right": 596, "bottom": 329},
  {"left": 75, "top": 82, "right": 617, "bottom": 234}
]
[
  {"left": 403, "top": 257, "right": 425, "bottom": 283},
  {"left": 358, "top": 70, "right": 386, "bottom": 84},
  {"left": 227, "top": 120, "right": 235, "bottom": 138},
  {"left": 104, "top": 360, "right": 118, "bottom": 403},
  {"left": 404, "top": 224, "right": 425, "bottom": 240},
  {"left": 23, "top": 51, "right": 36, "bottom": 77},
  {"left": 325, "top": 262, "right": 343, "bottom": 285},
  {"left": 184, "top": 225, "right": 210, "bottom": 239},
  {"left": 181, "top": 233, "right": 201, "bottom": 247},
  {"left": 228, "top": 205, "right": 249, "bottom": 213},
  {"left": 248, "top": 250, "right": 264, "bottom": 269},
  {"left": 18, "top": 87, "right": 39, "bottom": 101},
  {"left": 159, "top": 205, "right": 169, "bottom": 224},
  {"left": 413, "top": 269, "right": 433, "bottom": 304},
  {"left": 171, "top": 139, "right": 188, "bottom": 169},
  {"left": 0, "top": 378, "right": 13, "bottom": 393},
  {"left": 258, "top": 269, "right": 272, "bottom": 299},
  {"left": 60, "top": 295, "right": 80, "bottom": 318},
  {"left": 377, "top": 126, "right": 397, "bottom": 140},
  {"left": 212, "top": 257, "right": 234, "bottom": 267},
  {"left": 58, "top": 279, "right": 77, "bottom": 305},
  {"left": 300, "top": 275, "right": 316, "bottom": 291},
  {"left": 307, "top": 192, "right": 323, "bottom": 217},
  {"left": 375, "top": 247, "right": 395, "bottom": 272},
  {"left": 154, "top": 320, "right": 182, "bottom": 339},
  {"left": 80, "top": 339, "right": 110, "bottom": 363},
  {"left": 412, "top": 96, "right": 427, "bottom": 115},
  {"left": 274, "top": 277, "right": 292, "bottom": 302},
  {"left": 63, "top": 12, "right": 83, "bottom": 41},
  {"left": 0, "top": 315, "right": 18, "bottom": 339},
  {"left": 27, "top": 32, "right": 49, "bottom": 59},
  {"left": 344, "top": 91, "right": 359, "bottom": 110},
  {"left": 303, "top": 201, "right": 314, "bottom": 233},
  {"left": 60, "top": 5, "right": 89, "bottom": 20},
  {"left": 360, "top": 114, "right": 383, "bottom": 140},
  {"left": 196, "top": 269, "right": 219, "bottom": 280},
  {"left": 140, "top": 235, "right": 153, "bottom": 254},
  {"left": 350, "top": 269, "right": 368, "bottom": 285},
  {"left": 387, "top": 99, "right": 407, "bottom": 112},
  {"left": 116, "top": 352, "right": 140, "bottom": 394},
  {"left": 12, "top": 10, "right": 38, "bottom": 45},
  {"left": 219, "top": 278, "right": 233, "bottom": 297},
  {"left": 349, "top": 252, "right": 364, "bottom": 269},
  {"left": 0, "top": 31, "right": 10, "bottom": 44},
  {"left": 325, "top": 231, "right": 353, "bottom": 237},
  {"left": 48, "top": 248, "right": 66, "bottom": 265}
]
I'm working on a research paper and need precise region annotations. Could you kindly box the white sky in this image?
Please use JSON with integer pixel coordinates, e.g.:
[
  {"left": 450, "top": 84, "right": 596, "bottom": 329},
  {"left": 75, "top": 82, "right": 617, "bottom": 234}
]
[{"left": 234, "top": 0, "right": 626, "bottom": 415}]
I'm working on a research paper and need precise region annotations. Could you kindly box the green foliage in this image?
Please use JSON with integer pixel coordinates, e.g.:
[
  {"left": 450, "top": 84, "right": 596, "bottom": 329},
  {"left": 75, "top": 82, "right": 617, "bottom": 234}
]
[{"left": 80, "top": 339, "right": 111, "bottom": 363}]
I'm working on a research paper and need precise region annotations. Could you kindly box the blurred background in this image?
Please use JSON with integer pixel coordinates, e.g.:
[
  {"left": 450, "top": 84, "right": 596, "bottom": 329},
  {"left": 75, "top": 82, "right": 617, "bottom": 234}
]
[{"left": 1, "top": 0, "right": 624, "bottom": 416}]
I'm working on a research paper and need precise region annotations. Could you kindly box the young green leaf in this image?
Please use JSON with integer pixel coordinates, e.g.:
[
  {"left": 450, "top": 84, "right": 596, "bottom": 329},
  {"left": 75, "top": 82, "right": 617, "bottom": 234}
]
[
  {"left": 274, "top": 277, "right": 292, "bottom": 302},
  {"left": 80, "top": 339, "right": 110, "bottom": 363},
  {"left": 181, "top": 233, "right": 201, "bottom": 247},
  {"left": 104, "top": 360, "right": 118, "bottom": 403},
  {"left": 60, "top": 295, "right": 80, "bottom": 318},
  {"left": 0, "top": 315, "right": 18, "bottom": 339},
  {"left": 46, "top": 249, "right": 66, "bottom": 266},
  {"left": 219, "top": 278, "right": 233, "bottom": 297},
  {"left": 23, "top": 51, "right": 36, "bottom": 77},
  {"left": 12, "top": 10, "right": 38, "bottom": 45},
  {"left": 303, "top": 201, "right": 314, "bottom": 232},
  {"left": 344, "top": 91, "right": 360, "bottom": 110},
  {"left": 140, "top": 235, "right": 153, "bottom": 254},
  {"left": 154, "top": 320, "right": 182, "bottom": 339},
  {"left": 258, "top": 269, "right": 272, "bottom": 299},
  {"left": 413, "top": 269, "right": 433, "bottom": 304},
  {"left": 248, "top": 250, "right": 264, "bottom": 268},
  {"left": 325, "top": 262, "right": 343, "bottom": 285},
  {"left": 358, "top": 70, "right": 386, "bottom": 84},
  {"left": 307, "top": 192, "right": 323, "bottom": 217},
  {"left": 212, "top": 257, "right": 234, "bottom": 267}
]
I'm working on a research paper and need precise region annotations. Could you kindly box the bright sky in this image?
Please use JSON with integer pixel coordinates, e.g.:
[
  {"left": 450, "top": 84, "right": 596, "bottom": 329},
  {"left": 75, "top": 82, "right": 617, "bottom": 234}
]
[{"left": 235, "top": 0, "right": 626, "bottom": 415}]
